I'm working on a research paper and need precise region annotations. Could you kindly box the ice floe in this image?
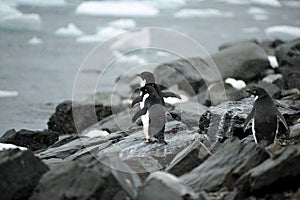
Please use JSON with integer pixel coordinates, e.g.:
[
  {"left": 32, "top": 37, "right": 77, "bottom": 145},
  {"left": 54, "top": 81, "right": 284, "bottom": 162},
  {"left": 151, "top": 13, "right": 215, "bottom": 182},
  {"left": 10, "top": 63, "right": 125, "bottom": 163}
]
[
  {"left": 253, "top": 14, "right": 268, "bottom": 21},
  {"left": 265, "top": 25, "right": 300, "bottom": 42},
  {"left": 55, "top": 23, "right": 84, "bottom": 36},
  {"left": 242, "top": 27, "right": 260, "bottom": 33},
  {"left": 268, "top": 56, "right": 279, "bottom": 68},
  {"left": 108, "top": 19, "right": 137, "bottom": 29},
  {"left": 0, "top": 2, "right": 42, "bottom": 31},
  {"left": 0, "top": 90, "right": 18, "bottom": 98},
  {"left": 12, "top": 0, "right": 66, "bottom": 7},
  {"left": 217, "top": 0, "right": 281, "bottom": 7},
  {"left": 75, "top": 1, "right": 159, "bottom": 17},
  {"left": 28, "top": 36, "right": 42, "bottom": 45},
  {"left": 247, "top": 7, "right": 267, "bottom": 15},
  {"left": 0, "top": 143, "right": 27, "bottom": 151},
  {"left": 282, "top": 1, "right": 300, "bottom": 8},
  {"left": 148, "top": 0, "right": 186, "bottom": 9},
  {"left": 76, "top": 27, "right": 125, "bottom": 43},
  {"left": 174, "top": 8, "right": 233, "bottom": 18},
  {"left": 225, "top": 78, "right": 246, "bottom": 90}
]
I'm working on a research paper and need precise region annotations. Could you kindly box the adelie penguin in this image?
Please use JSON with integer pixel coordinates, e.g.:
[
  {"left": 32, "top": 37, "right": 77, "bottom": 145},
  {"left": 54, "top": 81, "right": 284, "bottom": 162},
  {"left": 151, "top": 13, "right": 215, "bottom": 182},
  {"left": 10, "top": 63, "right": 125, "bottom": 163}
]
[
  {"left": 243, "top": 87, "right": 289, "bottom": 147},
  {"left": 132, "top": 84, "right": 168, "bottom": 145},
  {"left": 131, "top": 71, "right": 181, "bottom": 143}
]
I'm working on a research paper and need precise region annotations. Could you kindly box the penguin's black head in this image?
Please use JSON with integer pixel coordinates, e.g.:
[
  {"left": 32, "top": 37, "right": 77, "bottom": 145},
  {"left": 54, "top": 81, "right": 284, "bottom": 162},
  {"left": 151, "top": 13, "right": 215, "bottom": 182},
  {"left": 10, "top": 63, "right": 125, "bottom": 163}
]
[
  {"left": 140, "top": 84, "right": 157, "bottom": 96},
  {"left": 246, "top": 87, "right": 268, "bottom": 98},
  {"left": 137, "top": 71, "right": 155, "bottom": 84}
]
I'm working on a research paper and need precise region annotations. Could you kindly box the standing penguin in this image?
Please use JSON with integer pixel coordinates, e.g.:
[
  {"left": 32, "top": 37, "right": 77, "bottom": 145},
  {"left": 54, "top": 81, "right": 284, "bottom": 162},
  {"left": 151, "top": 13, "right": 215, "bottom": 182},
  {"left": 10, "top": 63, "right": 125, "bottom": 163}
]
[
  {"left": 243, "top": 87, "right": 288, "bottom": 147},
  {"left": 132, "top": 84, "right": 167, "bottom": 144}
]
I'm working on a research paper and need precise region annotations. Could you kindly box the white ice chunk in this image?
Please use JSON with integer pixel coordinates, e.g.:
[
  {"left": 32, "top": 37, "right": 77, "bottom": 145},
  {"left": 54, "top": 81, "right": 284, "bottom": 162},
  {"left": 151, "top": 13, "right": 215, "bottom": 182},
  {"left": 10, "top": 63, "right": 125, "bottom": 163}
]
[
  {"left": 13, "top": 0, "right": 66, "bottom": 7},
  {"left": 265, "top": 25, "right": 300, "bottom": 42},
  {"left": 149, "top": 0, "right": 186, "bottom": 9},
  {"left": 55, "top": 23, "right": 84, "bottom": 36},
  {"left": 225, "top": 78, "right": 246, "bottom": 90},
  {"left": 84, "top": 130, "right": 110, "bottom": 138},
  {"left": 174, "top": 8, "right": 233, "bottom": 18},
  {"left": 251, "top": 0, "right": 281, "bottom": 7},
  {"left": 0, "top": 14, "right": 42, "bottom": 31},
  {"left": 0, "top": 90, "right": 18, "bottom": 98},
  {"left": 164, "top": 94, "right": 188, "bottom": 104},
  {"left": 0, "top": 143, "right": 27, "bottom": 151},
  {"left": 75, "top": 1, "right": 159, "bottom": 17},
  {"left": 0, "top": 2, "right": 21, "bottom": 18},
  {"left": 268, "top": 56, "right": 279, "bottom": 68},
  {"left": 108, "top": 19, "right": 137, "bottom": 29},
  {"left": 262, "top": 74, "right": 283, "bottom": 83},
  {"left": 76, "top": 27, "right": 125, "bottom": 43},
  {"left": 247, "top": 7, "right": 267, "bottom": 15},
  {"left": 28, "top": 36, "right": 42, "bottom": 45},
  {"left": 253, "top": 14, "right": 268, "bottom": 21}
]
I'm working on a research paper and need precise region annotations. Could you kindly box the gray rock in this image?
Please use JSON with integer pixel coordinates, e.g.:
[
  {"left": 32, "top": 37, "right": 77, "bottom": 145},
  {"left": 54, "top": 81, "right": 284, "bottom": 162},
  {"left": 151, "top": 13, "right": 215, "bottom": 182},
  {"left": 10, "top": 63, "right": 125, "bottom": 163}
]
[
  {"left": 0, "top": 149, "right": 49, "bottom": 200},
  {"left": 236, "top": 143, "right": 300, "bottom": 198},
  {"left": 47, "top": 100, "right": 112, "bottom": 135},
  {"left": 279, "top": 66, "right": 300, "bottom": 90},
  {"left": 180, "top": 138, "right": 269, "bottom": 193},
  {"left": 275, "top": 39, "right": 300, "bottom": 67},
  {"left": 290, "top": 123, "right": 300, "bottom": 141},
  {"left": 218, "top": 39, "right": 258, "bottom": 51},
  {"left": 30, "top": 155, "right": 136, "bottom": 200},
  {"left": 137, "top": 171, "right": 198, "bottom": 200},
  {"left": 0, "top": 129, "right": 59, "bottom": 151},
  {"left": 154, "top": 43, "right": 269, "bottom": 94}
]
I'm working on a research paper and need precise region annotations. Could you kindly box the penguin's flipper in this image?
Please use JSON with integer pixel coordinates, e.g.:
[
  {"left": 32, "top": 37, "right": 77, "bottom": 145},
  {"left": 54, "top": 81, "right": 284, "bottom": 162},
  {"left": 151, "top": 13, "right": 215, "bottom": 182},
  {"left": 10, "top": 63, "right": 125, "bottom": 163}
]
[
  {"left": 243, "top": 108, "right": 255, "bottom": 132},
  {"left": 131, "top": 96, "right": 143, "bottom": 108},
  {"left": 132, "top": 108, "right": 147, "bottom": 123},
  {"left": 276, "top": 109, "right": 289, "bottom": 130},
  {"left": 162, "top": 92, "right": 181, "bottom": 99}
]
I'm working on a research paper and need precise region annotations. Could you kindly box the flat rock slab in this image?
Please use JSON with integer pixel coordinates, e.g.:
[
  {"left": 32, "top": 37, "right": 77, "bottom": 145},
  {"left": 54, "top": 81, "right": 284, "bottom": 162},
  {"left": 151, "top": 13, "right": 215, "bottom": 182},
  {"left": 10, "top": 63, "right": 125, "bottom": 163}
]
[
  {"left": 180, "top": 138, "right": 269, "bottom": 193},
  {"left": 0, "top": 149, "right": 49, "bottom": 200}
]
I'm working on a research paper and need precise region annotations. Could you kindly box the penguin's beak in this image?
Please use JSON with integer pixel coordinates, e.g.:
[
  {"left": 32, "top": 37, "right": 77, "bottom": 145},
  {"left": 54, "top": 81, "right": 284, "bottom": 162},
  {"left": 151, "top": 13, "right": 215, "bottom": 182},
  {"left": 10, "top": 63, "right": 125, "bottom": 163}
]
[{"left": 137, "top": 73, "right": 142, "bottom": 78}]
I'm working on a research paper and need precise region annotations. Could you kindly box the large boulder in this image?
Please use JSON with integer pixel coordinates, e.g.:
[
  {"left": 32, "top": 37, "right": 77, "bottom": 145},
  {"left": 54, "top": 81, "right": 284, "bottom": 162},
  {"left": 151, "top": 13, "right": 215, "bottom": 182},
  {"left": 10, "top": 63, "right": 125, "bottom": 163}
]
[
  {"left": 30, "top": 155, "right": 141, "bottom": 200},
  {"left": 154, "top": 43, "right": 270, "bottom": 93},
  {"left": 47, "top": 101, "right": 112, "bottom": 135},
  {"left": 180, "top": 138, "right": 269, "bottom": 193},
  {"left": 137, "top": 171, "right": 198, "bottom": 200},
  {"left": 0, "top": 129, "right": 59, "bottom": 151},
  {"left": 275, "top": 39, "right": 300, "bottom": 67},
  {"left": 0, "top": 149, "right": 49, "bottom": 200}
]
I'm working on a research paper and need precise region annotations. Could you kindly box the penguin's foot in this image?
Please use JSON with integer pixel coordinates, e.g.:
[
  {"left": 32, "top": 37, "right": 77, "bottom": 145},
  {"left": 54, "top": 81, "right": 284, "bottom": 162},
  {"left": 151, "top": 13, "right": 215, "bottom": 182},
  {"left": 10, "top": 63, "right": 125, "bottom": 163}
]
[
  {"left": 144, "top": 139, "right": 151, "bottom": 144},
  {"left": 150, "top": 137, "right": 159, "bottom": 142}
]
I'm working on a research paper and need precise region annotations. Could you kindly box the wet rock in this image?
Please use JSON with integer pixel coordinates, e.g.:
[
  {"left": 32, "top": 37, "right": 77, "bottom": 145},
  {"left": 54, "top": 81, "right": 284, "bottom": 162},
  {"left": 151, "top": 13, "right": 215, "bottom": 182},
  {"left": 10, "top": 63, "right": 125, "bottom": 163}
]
[
  {"left": 0, "top": 149, "right": 49, "bottom": 200},
  {"left": 30, "top": 155, "right": 138, "bottom": 200},
  {"left": 180, "top": 138, "right": 269, "bottom": 193},
  {"left": 0, "top": 129, "right": 59, "bottom": 151},
  {"left": 236, "top": 143, "right": 300, "bottom": 198},
  {"left": 137, "top": 171, "right": 198, "bottom": 200},
  {"left": 154, "top": 43, "right": 269, "bottom": 94},
  {"left": 275, "top": 39, "right": 300, "bottom": 67},
  {"left": 290, "top": 123, "right": 300, "bottom": 141},
  {"left": 47, "top": 100, "right": 112, "bottom": 135}
]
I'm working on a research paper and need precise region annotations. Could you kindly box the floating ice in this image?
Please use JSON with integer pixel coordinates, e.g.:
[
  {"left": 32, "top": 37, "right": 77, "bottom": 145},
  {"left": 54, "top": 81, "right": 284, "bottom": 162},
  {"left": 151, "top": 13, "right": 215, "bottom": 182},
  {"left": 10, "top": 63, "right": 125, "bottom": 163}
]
[
  {"left": 164, "top": 94, "right": 188, "bottom": 104},
  {"left": 174, "top": 8, "right": 233, "bottom": 18},
  {"left": 268, "top": 56, "right": 279, "bottom": 68},
  {"left": 55, "top": 23, "right": 84, "bottom": 36},
  {"left": 282, "top": 1, "right": 300, "bottom": 8},
  {"left": 0, "top": 143, "right": 27, "bottom": 151},
  {"left": 116, "top": 54, "right": 147, "bottom": 65},
  {"left": 0, "top": 90, "right": 18, "bottom": 98},
  {"left": 247, "top": 7, "right": 267, "bottom": 15},
  {"left": 265, "top": 25, "right": 300, "bottom": 42},
  {"left": 216, "top": 0, "right": 250, "bottom": 5},
  {"left": 12, "top": 0, "right": 66, "bottom": 7},
  {"left": 75, "top": 1, "right": 159, "bottom": 17},
  {"left": 262, "top": 74, "right": 282, "bottom": 83},
  {"left": 76, "top": 27, "right": 125, "bottom": 43},
  {"left": 251, "top": 0, "right": 281, "bottom": 7},
  {"left": 242, "top": 27, "right": 260, "bottom": 33},
  {"left": 253, "top": 14, "right": 268, "bottom": 21},
  {"left": 149, "top": 0, "right": 186, "bottom": 9},
  {"left": 108, "top": 19, "right": 137, "bottom": 29},
  {"left": 28, "top": 36, "right": 42, "bottom": 45},
  {"left": 84, "top": 130, "right": 110, "bottom": 138},
  {"left": 0, "top": 2, "right": 42, "bottom": 31},
  {"left": 225, "top": 78, "right": 246, "bottom": 90}
]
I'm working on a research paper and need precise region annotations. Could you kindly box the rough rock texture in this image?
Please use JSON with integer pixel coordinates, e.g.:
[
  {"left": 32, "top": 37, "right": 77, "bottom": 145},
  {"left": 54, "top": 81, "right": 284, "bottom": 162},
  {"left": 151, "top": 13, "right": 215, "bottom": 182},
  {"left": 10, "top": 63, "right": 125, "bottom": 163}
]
[
  {"left": 0, "top": 129, "right": 59, "bottom": 151},
  {"left": 0, "top": 149, "right": 49, "bottom": 200},
  {"left": 137, "top": 171, "right": 198, "bottom": 200},
  {"left": 278, "top": 66, "right": 300, "bottom": 90},
  {"left": 47, "top": 101, "right": 112, "bottom": 135},
  {"left": 180, "top": 138, "right": 269, "bottom": 193},
  {"left": 30, "top": 155, "right": 137, "bottom": 200},
  {"left": 236, "top": 143, "right": 300, "bottom": 198},
  {"left": 154, "top": 43, "right": 270, "bottom": 93},
  {"left": 275, "top": 39, "right": 300, "bottom": 67}
]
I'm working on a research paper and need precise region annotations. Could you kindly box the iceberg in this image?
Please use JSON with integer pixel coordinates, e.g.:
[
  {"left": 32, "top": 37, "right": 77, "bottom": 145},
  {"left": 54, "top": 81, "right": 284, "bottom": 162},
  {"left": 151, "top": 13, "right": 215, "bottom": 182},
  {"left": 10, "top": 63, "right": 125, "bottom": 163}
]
[{"left": 265, "top": 25, "right": 300, "bottom": 42}]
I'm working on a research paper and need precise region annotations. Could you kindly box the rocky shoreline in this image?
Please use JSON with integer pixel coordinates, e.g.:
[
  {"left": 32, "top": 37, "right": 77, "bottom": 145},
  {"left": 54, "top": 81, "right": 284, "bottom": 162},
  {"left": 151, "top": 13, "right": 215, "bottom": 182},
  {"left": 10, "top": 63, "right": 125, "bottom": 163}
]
[{"left": 1, "top": 38, "right": 300, "bottom": 200}]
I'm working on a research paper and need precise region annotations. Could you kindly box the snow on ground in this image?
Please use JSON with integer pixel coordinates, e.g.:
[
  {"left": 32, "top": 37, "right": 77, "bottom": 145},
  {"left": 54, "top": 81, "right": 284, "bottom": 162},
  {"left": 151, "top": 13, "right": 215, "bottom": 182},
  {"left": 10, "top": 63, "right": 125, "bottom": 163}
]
[
  {"left": 265, "top": 25, "right": 300, "bottom": 42},
  {"left": 108, "top": 19, "right": 137, "bottom": 29},
  {"left": 55, "top": 23, "right": 84, "bottom": 36},
  {"left": 75, "top": 1, "right": 159, "bottom": 17},
  {"left": 225, "top": 78, "right": 246, "bottom": 90},
  {"left": 0, "top": 2, "right": 42, "bottom": 31},
  {"left": 174, "top": 8, "right": 233, "bottom": 18},
  {"left": 76, "top": 27, "right": 125, "bottom": 43},
  {"left": 0, "top": 143, "right": 27, "bottom": 151},
  {"left": 28, "top": 36, "right": 42, "bottom": 45},
  {"left": 11, "top": 0, "right": 66, "bottom": 7},
  {"left": 0, "top": 90, "right": 18, "bottom": 98},
  {"left": 268, "top": 56, "right": 278, "bottom": 68}
]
